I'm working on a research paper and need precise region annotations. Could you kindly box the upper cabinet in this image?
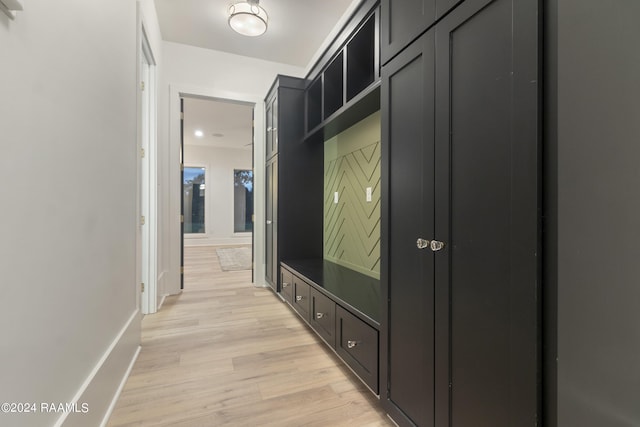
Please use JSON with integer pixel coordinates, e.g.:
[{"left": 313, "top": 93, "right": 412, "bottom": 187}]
[
  {"left": 380, "top": 0, "right": 461, "bottom": 65},
  {"left": 265, "top": 91, "right": 277, "bottom": 159},
  {"left": 305, "top": 2, "right": 380, "bottom": 139}
]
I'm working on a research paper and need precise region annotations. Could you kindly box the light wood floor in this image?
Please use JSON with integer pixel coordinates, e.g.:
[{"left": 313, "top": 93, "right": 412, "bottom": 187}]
[{"left": 108, "top": 245, "right": 393, "bottom": 426}]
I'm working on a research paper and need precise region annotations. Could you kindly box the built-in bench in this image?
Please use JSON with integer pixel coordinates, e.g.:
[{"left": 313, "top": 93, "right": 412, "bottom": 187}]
[{"left": 280, "top": 260, "right": 380, "bottom": 394}]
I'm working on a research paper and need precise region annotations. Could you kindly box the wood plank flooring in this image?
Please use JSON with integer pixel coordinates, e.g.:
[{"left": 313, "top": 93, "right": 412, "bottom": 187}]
[{"left": 108, "top": 245, "right": 393, "bottom": 426}]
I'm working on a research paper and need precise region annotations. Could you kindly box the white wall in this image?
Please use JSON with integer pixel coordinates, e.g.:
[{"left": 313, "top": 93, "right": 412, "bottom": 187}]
[
  {"left": 0, "top": 1, "right": 161, "bottom": 426},
  {"left": 159, "top": 41, "right": 305, "bottom": 292},
  {"left": 184, "top": 146, "right": 253, "bottom": 246}
]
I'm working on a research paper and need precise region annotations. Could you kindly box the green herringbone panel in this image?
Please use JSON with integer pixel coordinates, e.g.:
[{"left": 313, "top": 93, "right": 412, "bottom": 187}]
[{"left": 324, "top": 112, "right": 381, "bottom": 279}]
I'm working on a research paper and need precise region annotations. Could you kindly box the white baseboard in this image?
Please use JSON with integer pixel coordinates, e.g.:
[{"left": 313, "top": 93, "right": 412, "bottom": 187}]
[
  {"left": 157, "top": 294, "right": 167, "bottom": 310},
  {"left": 55, "top": 310, "right": 142, "bottom": 427},
  {"left": 184, "top": 236, "right": 252, "bottom": 247},
  {"left": 99, "top": 345, "right": 141, "bottom": 426}
]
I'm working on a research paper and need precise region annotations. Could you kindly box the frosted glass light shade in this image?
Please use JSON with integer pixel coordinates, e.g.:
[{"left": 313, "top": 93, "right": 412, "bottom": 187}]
[{"left": 228, "top": 1, "right": 268, "bottom": 37}]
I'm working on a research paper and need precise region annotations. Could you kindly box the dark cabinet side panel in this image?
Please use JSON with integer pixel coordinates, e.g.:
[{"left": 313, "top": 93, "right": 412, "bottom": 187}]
[
  {"left": 434, "top": 0, "right": 540, "bottom": 425},
  {"left": 383, "top": 31, "right": 436, "bottom": 427}
]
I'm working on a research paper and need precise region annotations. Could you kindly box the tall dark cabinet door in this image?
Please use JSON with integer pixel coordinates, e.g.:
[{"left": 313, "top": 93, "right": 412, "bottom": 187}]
[
  {"left": 266, "top": 97, "right": 274, "bottom": 159},
  {"left": 265, "top": 156, "right": 278, "bottom": 290},
  {"left": 382, "top": 31, "right": 436, "bottom": 427},
  {"left": 380, "top": 0, "right": 461, "bottom": 65},
  {"left": 381, "top": 0, "right": 435, "bottom": 65},
  {"left": 271, "top": 96, "right": 278, "bottom": 155},
  {"left": 433, "top": 0, "right": 539, "bottom": 426}
]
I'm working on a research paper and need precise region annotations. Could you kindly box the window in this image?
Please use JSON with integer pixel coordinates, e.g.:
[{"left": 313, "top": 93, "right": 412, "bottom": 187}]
[
  {"left": 183, "top": 167, "right": 205, "bottom": 233},
  {"left": 234, "top": 169, "right": 253, "bottom": 232}
]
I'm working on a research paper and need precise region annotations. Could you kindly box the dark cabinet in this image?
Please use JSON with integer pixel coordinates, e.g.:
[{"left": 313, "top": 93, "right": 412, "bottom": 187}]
[
  {"left": 336, "top": 306, "right": 379, "bottom": 393},
  {"left": 265, "top": 156, "right": 278, "bottom": 292},
  {"left": 292, "top": 275, "right": 310, "bottom": 320},
  {"left": 265, "top": 93, "right": 278, "bottom": 159},
  {"left": 381, "top": 0, "right": 540, "bottom": 425},
  {"left": 280, "top": 262, "right": 293, "bottom": 304},
  {"left": 281, "top": 261, "right": 381, "bottom": 395},
  {"left": 380, "top": 0, "right": 460, "bottom": 65},
  {"left": 264, "top": 76, "right": 322, "bottom": 292},
  {"left": 382, "top": 30, "right": 436, "bottom": 427},
  {"left": 310, "top": 288, "right": 336, "bottom": 347}
]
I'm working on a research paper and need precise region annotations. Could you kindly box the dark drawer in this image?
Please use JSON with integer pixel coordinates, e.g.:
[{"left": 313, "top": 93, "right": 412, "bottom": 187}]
[
  {"left": 280, "top": 268, "right": 294, "bottom": 304},
  {"left": 292, "top": 275, "right": 310, "bottom": 320},
  {"left": 336, "top": 305, "right": 378, "bottom": 393},
  {"left": 310, "top": 288, "right": 336, "bottom": 347}
]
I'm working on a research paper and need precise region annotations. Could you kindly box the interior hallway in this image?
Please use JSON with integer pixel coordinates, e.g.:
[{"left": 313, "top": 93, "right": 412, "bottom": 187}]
[{"left": 108, "top": 246, "right": 392, "bottom": 426}]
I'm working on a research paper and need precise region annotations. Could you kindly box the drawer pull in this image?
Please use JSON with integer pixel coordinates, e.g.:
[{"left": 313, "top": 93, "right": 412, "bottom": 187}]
[
  {"left": 347, "top": 340, "right": 360, "bottom": 349},
  {"left": 282, "top": 282, "right": 289, "bottom": 288},
  {"left": 296, "top": 295, "right": 303, "bottom": 301},
  {"left": 316, "top": 312, "right": 325, "bottom": 319}
]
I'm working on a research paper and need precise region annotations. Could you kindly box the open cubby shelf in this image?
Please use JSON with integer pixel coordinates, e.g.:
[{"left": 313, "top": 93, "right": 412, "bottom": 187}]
[
  {"left": 323, "top": 53, "right": 344, "bottom": 119},
  {"left": 347, "top": 13, "right": 376, "bottom": 101},
  {"left": 306, "top": 77, "right": 322, "bottom": 131},
  {"left": 305, "top": 7, "right": 379, "bottom": 139}
]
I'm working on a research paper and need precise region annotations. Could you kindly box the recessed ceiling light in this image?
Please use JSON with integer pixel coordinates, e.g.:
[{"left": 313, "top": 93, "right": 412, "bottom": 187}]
[{"left": 194, "top": 129, "right": 204, "bottom": 138}]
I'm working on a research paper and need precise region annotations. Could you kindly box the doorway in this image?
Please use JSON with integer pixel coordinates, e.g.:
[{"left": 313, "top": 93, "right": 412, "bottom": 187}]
[{"left": 180, "top": 96, "right": 255, "bottom": 288}]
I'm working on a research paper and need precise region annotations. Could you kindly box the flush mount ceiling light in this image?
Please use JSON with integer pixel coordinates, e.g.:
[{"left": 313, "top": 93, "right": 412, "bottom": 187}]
[{"left": 228, "top": 0, "right": 268, "bottom": 37}]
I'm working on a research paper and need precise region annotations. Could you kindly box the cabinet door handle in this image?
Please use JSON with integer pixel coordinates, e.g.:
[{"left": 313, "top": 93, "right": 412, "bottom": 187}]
[
  {"left": 282, "top": 282, "right": 289, "bottom": 288},
  {"left": 296, "top": 295, "right": 303, "bottom": 301},
  {"left": 266, "top": 220, "right": 272, "bottom": 224},
  {"left": 430, "top": 240, "right": 446, "bottom": 251},
  {"left": 267, "top": 127, "right": 273, "bottom": 132},
  {"left": 347, "top": 340, "right": 359, "bottom": 349},
  {"left": 416, "top": 238, "right": 430, "bottom": 249},
  {"left": 316, "top": 312, "right": 324, "bottom": 319}
]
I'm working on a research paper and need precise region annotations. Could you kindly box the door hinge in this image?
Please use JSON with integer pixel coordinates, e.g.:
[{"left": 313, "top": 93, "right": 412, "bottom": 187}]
[
  {"left": 140, "top": 81, "right": 145, "bottom": 91},
  {"left": 180, "top": 112, "right": 184, "bottom": 120},
  {"left": 180, "top": 163, "right": 184, "bottom": 171},
  {"left": 141, "top": 147, "right": 145, "bottom": 158},
  {"left": 180, "top": 215, "right": 184, "bottom": 223},
  {"left": 141, "top": 282, "right": 145, "bottom": 293},
  {"left": 180, "top": 267, "right": 184, "bottom": 274},
  {"left": 141, "top": 215, "right": 146, "bottom": 226}
]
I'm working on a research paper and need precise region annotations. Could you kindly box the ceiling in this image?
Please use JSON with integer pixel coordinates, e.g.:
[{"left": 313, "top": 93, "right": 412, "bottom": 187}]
[
  {"left": 183, "top": 97, "right": 253, "bottom": 150},
  {"left": 154, "top": 0, "right": 356, "bottom": 67},
  {"left": 161, "top": 1, "right": 358, "bottom": 150}
]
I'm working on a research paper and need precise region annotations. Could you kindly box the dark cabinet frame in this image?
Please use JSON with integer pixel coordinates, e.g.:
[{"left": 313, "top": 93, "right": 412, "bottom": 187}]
[
  {"left": 264, "top": 76, "right": 323, "bottom": 292},
  {"left": 381, "top": 0, "right": 541, "bottom": 425}
]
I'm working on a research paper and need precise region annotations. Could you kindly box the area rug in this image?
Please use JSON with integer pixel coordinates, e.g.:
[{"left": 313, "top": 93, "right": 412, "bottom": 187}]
[{"left": 216, "top": 247, "right": 252, "bottom": 271}]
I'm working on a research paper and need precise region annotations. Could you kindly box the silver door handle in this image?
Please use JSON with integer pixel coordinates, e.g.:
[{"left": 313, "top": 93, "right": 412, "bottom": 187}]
[
  {"left": 316, "top": 313, "right": 324, "bottom": 319},
  {"left": 430, "top": 240, "right": 445, "bottom": 251},
  {"left": 266, "top": 220, "right": 272, "bottom": 224},
  {"left": 416, "top": 238, "right": 430, "bottom": 249},
  {"left": 347, "top": 340, "right": 359, "bottom": 349}
]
